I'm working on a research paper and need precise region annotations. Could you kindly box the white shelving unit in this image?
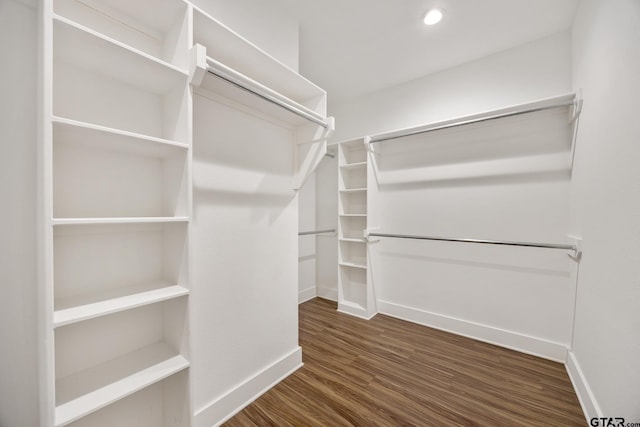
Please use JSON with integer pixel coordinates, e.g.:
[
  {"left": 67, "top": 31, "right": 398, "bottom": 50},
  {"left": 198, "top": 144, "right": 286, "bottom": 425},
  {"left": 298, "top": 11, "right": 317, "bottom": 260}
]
[
  {"left": 42, "top": 0, "right": 192, "bottom": 425},
  {"left": 337, "top": 139, "right": 376, "bottom": 319},
  {"left": 40, "top": 1, "right": 333, "bottom": 426}
]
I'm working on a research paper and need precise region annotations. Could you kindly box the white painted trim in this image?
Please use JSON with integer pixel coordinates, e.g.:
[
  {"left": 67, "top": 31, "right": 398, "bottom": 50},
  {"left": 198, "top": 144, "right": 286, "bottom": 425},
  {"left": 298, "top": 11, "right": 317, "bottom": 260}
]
[
  {"left": 337, "top": 302, "right": 377, "bottom": 320},
  {"left": 377, "top": 300, "right": 568, "bottom": 363},
  {"left": 194, "top": 347, "right": 302, "bottom": 427},
  {"left": 316, "top": 285, "right": 338, "bottom": 302},
  {"left": 566, "top": 351, "right": 601, "bottom": 422},
  {"left": 298, "top": 286, "right": 316, "bottom": 304}
]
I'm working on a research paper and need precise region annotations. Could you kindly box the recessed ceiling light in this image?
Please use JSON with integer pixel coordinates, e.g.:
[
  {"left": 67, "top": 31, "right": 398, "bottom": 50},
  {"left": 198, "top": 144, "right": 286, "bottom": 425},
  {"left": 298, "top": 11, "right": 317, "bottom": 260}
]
[{"left": 423, "top": 9, "right": 443, "bottom": 25}]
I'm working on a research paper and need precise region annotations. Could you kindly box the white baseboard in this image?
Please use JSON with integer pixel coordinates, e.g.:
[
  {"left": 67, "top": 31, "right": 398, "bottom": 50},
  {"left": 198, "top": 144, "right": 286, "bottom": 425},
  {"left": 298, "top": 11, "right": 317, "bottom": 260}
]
[
  {"left": 337, "top": 301, "right": 376, "bottom": 320},
  {"left": 377, "top": 300, "right": 568, "bottom": 363},
  {"left": 566, "top": 350, "right": 601, "bottom": 422},
  {"left": 194, "top": 347, "right": 303, "bottom": 427},
  {"left": 298, "top": 286, "right": 316, "bottom": 304},
  {"left": 316, "top": 285, "right": 338, "bottom": 302}
]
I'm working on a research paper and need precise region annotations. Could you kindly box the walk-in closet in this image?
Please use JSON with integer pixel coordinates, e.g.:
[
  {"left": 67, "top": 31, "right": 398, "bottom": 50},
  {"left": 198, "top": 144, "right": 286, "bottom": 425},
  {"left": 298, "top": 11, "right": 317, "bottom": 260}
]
[{"left": 2, "top": 0, "right": 639, "bottom": 426}]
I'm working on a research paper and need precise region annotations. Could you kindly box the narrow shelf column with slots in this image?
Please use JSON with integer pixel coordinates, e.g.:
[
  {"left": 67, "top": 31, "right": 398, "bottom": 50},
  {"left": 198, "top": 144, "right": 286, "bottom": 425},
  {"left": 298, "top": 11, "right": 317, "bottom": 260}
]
[{"left": 337, "top": 139, "right": 376, "bottom": 319}]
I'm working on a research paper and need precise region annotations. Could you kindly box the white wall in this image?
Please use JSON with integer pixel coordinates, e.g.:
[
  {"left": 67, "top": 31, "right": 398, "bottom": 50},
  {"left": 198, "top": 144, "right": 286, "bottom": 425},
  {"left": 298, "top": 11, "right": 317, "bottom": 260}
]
[
  {"left": 298, "top": 173, "right": 316, "bottom": 302},
  {"left": 189, "top": 0, "right": 299, "bottom": 71},
  {"left": 330, "top": 32, "right": 572, "bottom": 142},
  {"left": 0, "top": 0, "right": 40, "bottom": 426},
  {"left": 330, "top": 31, "right": 575, "bottom": 361},
  {"left": 315, "top": 153, "right": 339, "bottom": 301},
  {"left": 568, "top": 0, "right": 640, "bottom": 420},
  {"left": 191, "top": 92, "right": 301, "bottom": 426}
]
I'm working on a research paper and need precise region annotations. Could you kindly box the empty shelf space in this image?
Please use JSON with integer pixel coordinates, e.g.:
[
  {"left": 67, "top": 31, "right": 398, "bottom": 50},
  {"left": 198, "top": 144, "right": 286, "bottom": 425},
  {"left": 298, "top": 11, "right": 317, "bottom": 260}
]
[
  {"left": 53, "top": 0, "right": 188, "bottom": 68},
  {"left": 54, "top": 284, "right": 189, "bottom": 328},
  {"left": 52, "top": 217, "right": 189, "bottom": 226},
  {"left": 52, "top": 124, "right": 189, "bottom": 219},
  {"left": 53, "top": 30, "right": 189, "bottom": 141},
  {"left": 53, "top": 16, "right": 187, "bottom": 94},
  {"left": 54, "top": 343, "right": 189, "bottom": 426}
]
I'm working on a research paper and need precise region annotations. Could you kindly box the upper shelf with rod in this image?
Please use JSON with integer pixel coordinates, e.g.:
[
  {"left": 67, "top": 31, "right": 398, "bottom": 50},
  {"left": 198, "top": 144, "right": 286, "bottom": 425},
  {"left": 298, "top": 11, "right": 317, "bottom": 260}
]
[
  {"left": 188, "top": 7, "right": 335, "bottom": 191},
  {"left": 191, "top": 6, "right": 328, "bottom": 118},
  {"left": 190, "top": 44, "right": 332, "bottom": 131},
  {"left": 367, "top": 94, "right": 581, "bottom": 145}
]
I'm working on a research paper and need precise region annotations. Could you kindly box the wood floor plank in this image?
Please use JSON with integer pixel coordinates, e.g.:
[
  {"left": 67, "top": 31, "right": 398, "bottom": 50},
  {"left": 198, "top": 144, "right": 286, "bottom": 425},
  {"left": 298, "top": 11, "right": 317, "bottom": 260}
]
[{"left": 224, "top": 298, "right": 585, "bottom": 426}]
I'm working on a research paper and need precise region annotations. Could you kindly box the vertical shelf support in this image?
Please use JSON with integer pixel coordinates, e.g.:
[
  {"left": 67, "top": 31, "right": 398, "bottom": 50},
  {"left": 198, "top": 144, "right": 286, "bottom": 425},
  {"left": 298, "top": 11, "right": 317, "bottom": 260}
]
[{"left": 293, "top": 117, "right": 335, "bottom": 190}]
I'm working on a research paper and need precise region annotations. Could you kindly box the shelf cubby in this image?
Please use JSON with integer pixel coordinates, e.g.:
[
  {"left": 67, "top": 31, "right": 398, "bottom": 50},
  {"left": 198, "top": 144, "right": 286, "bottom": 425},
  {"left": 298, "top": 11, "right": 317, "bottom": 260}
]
[
  {"left": 53, "top": 222, "right": 188, "bottom": 315},
  {"left": 53, "top": 0, "right": 189, "bottom": 69},
  {"left": 339, "top": 266, "right": 367, "bottom": 310},
  {"left": 53, "top": 17, "right": 189, "bottom": 142},
  {"left": 54, "top": 298, "right": 189, "bottom": 426},
  {"left": 339, "top": 191, "right": 367, "bottom": 216},
  {"left": 339, "top": 216, "right": 367, "bottom": 240},
  {"left": 339, "top": 164, "right": 367, "bottom": 191},
  {"left": 339, "top": 240, "right": 367, "bottom": 269},
  {"left": 64, "top": 370, "right": 189, "bottom": 427},
  {"left": 53, "top": 119, "right": 188, "bottom": 219},
  {"left": 339, "top": 140, "right": 367, "bottom": 165}
]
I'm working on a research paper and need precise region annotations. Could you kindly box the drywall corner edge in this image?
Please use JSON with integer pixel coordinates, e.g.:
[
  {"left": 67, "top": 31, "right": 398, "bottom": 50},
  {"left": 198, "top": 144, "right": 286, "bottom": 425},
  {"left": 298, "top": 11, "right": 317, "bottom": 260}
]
[
  {"left": 316, "top": 285, "right": 338, "bottom": 302},
  {"left": 298, "top": 287, "right": 317, "bottom": 304},
  {"left": 194, "top": 347, "right": 302, "bottom": 427}
]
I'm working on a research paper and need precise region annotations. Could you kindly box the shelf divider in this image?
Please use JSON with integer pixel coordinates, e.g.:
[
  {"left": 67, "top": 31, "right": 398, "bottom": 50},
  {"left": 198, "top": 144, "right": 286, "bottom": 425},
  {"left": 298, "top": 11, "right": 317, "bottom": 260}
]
[
  {"left": 55, "top": 344, "right": 189, "bottom": 427},
  {"left": 52, "top": 217, "right": 189, "bottom": 226},
  {"left": 54, "top": 285, "right": 189, "bottom": 328}
]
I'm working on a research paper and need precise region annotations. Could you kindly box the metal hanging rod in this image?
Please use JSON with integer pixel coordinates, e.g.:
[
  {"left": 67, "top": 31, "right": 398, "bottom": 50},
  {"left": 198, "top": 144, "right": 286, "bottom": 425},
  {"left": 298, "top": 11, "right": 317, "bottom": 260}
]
[
  {"left": 206, "top": 66, "right": 329, "bottom": 129},
  {"left": 368, "top": 232, "right": 577, "bottom": 253},
  {"left": 299, "top": 229, "right": 336, "bottom": 236},
  {"left": 325, "top": 152, "right": 336, "bottom": 158},
  {"left": 369, "top": 100, "right": 575, "bottom": 144}
]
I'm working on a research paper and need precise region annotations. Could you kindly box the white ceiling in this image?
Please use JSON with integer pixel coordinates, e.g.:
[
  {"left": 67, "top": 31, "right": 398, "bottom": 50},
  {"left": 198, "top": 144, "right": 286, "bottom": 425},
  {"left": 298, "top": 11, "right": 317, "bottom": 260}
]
[{"left": 287, "top": 0, "right": 581, "bottom": 107}]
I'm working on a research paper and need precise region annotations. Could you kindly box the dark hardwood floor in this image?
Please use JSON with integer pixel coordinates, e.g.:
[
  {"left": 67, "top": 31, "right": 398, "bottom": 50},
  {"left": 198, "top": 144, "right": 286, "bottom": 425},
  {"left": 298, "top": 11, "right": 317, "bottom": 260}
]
[{"left": 224, "top": 298, "right": 585, "bottom": 426}]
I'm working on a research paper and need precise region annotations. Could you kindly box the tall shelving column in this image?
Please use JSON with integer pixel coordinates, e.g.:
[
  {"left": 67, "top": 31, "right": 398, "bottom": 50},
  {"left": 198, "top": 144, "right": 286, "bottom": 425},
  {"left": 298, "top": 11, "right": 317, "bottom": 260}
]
[
  {"left": 42, "top": 0, "right": 192, "bottom": 425},
  {"left": 337, "top": 139, "right": 376, "bottom": 319}
]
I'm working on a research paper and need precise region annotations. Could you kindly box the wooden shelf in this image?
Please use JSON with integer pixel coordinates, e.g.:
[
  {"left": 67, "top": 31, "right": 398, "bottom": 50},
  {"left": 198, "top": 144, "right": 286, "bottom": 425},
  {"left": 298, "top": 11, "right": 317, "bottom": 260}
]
[
  {"left": 339, "top": 262, "right": 367, "bottom": 270},
  {"left": 340, "top": 162, "right": 367, "bottom": 170},
  {"left": 54, "top": 285, "right": 188, "bottom": 328},
  {"left": 340, "top": 238, "right": 367, "bottom": 243},
  {"left": 52, "top": 217, "right": 189, "bottom": 226},
  {"left": 53, "top": 15, "right": 187, "bottom": 95},
  {"left": 55, "top": 343, "right": 189, "bottom": 426},
  {"left": 53, "top": 117, "right": 189, "bottom": 156}
]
